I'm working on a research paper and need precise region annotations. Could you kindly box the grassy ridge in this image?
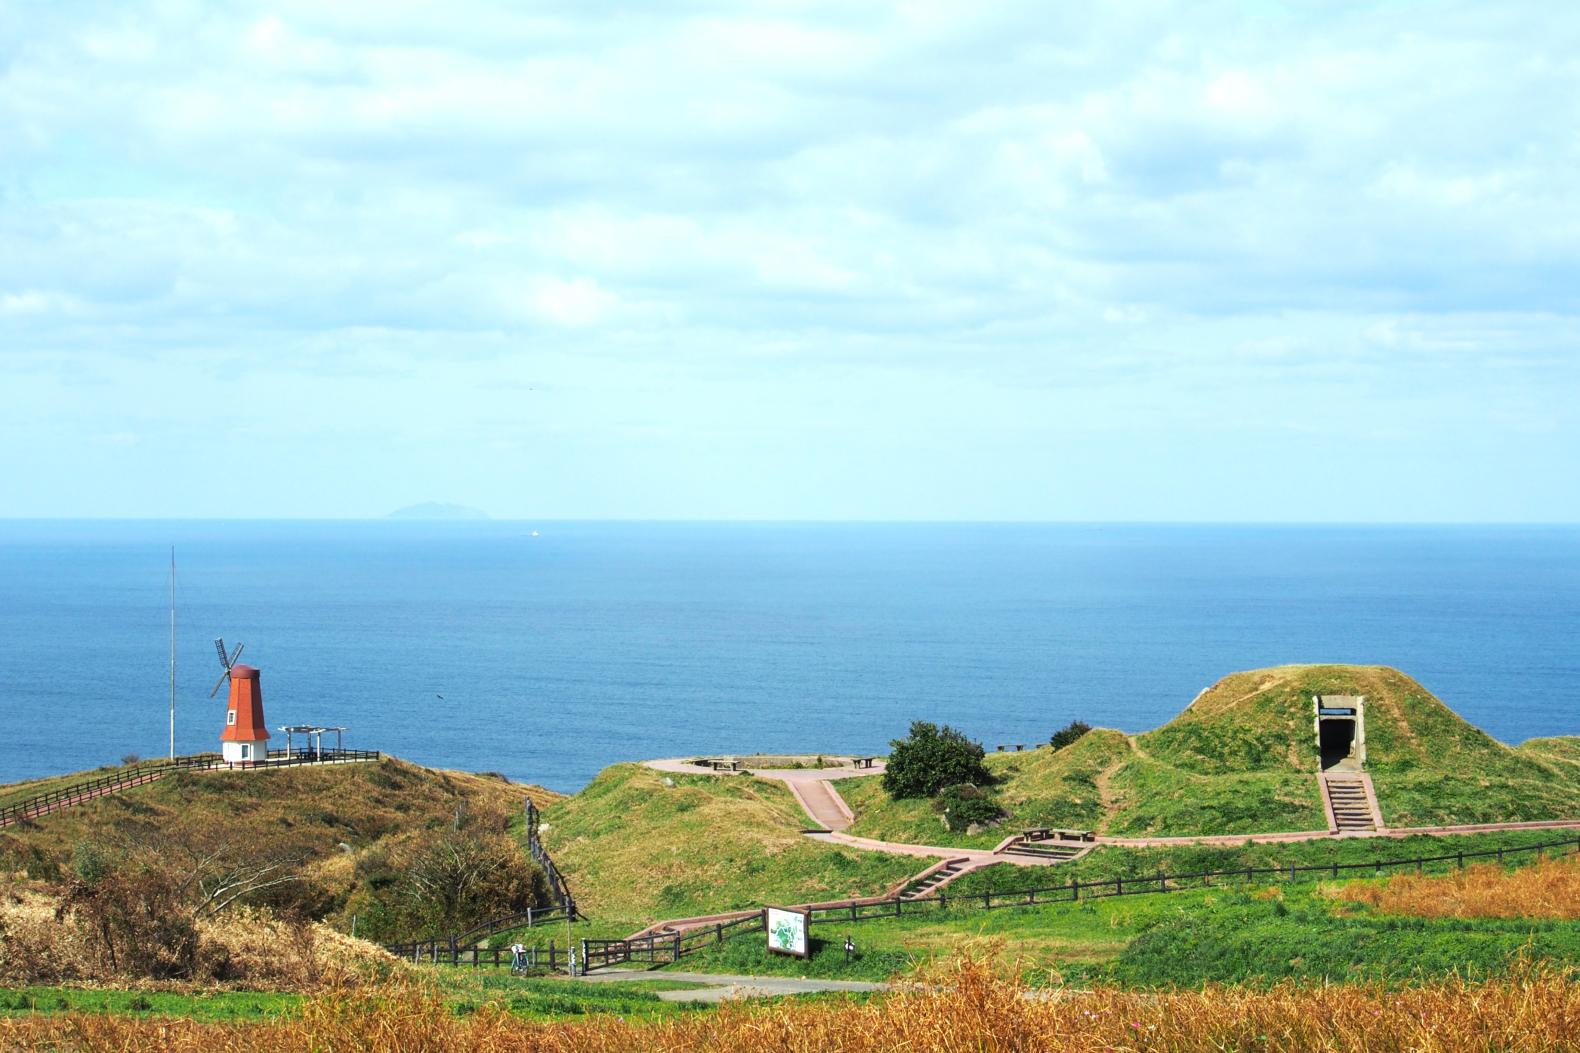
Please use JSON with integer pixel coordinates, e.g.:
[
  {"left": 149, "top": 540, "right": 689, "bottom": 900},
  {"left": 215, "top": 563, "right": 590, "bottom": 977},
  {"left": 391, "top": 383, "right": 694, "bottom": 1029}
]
[
  {"left": 541, "top": 764, "right": 918, "bottom": 921},
  {"left": 0, "top": 758, "right": 560, "bottom": 941},
  {"left": 844, "top": 665, "right": 1580, "bottom": 844}
]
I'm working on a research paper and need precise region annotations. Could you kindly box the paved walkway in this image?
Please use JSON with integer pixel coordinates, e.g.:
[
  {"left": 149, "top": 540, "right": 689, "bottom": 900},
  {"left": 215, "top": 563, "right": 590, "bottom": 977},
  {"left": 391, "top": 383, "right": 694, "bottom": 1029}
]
[
  {"left": 569, "top": 969, "right": 887, "bottom": 1002},
  {"left": 644, "top": 755, "right": 1580, "bottom": 857}
]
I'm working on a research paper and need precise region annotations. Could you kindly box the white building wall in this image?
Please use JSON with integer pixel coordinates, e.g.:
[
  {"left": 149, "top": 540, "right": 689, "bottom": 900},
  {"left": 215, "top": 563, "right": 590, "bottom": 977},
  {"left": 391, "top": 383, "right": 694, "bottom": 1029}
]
[{"left": 221, "top": 739, "right": 267, "bottom": 764}]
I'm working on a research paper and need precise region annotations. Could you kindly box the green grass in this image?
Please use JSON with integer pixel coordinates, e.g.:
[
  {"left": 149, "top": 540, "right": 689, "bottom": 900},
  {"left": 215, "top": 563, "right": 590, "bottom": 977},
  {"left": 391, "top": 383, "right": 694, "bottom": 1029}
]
[
  {"left": 948, "top": 829, "right": 1579, "bottom": 895},
  {"left": 541, "top": 764, "right": 918, "bottom": 921},
  {"left": 0, "top": 987, "right": 301, "bottom": 1021},
  {"left": 1103, "top": 891, "right": 1580, "bottom": 987},
  {"left": 840, "top": 666, "right": 1580, "bottom": 844},
  {"left": 668, "top": 855, "right": 1580, "bottom": 988},
  {"left": 0, "top": 976, "right": 722, "bottom": 1023}
]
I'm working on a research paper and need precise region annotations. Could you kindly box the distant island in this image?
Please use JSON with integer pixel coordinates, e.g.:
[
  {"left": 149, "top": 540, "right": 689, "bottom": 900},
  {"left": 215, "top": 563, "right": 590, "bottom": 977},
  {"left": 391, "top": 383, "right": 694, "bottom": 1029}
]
[{"left": 385, "top": 501, "right": 490, "bottom": 520}]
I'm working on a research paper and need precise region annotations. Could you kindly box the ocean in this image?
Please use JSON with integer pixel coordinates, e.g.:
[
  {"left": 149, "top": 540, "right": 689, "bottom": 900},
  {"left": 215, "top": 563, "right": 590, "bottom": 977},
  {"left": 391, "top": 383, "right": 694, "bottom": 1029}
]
[{"left": 0, "top": 521, "right": 1576, "bottom": 793}]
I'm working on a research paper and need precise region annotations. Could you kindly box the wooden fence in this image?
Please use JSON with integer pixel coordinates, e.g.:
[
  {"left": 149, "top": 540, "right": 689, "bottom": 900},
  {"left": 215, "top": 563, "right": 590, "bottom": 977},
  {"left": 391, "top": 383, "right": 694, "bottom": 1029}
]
[
  {"left": 0, "top": 749, "right": 380, "bottom": 828},
  {"left": 524, "top": 799, "right": 577, "bottom": 920},
  {"left": 384, "top": 904, "right": 577, "bottom": 964},
  {"left": 387, "top": 938, "right": 574, "bottom": 971},
  {"left": 583, "top": 913, "right": 764, "bottom": 971},
  {"left": 572, "top": 834, "right": 1580, "bottom": 972}
]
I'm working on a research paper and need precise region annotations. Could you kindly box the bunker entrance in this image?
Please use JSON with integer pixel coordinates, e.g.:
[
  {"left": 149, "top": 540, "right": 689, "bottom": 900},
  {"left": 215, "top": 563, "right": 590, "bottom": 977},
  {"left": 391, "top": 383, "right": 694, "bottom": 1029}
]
[
  {"left": 1313, "top": 694, "right": 1367, "bottom": 773},
  {"left": 1319, "top": 718, "right": 1357, "bottom": 771}
]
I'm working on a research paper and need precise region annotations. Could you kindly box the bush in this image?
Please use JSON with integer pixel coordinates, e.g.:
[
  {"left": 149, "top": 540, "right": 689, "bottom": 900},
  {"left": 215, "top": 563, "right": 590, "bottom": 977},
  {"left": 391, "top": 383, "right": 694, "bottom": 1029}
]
[
  {"left": 882, "top": 721, "right": 993, "bottom": 800},
  {"left": 934, "top": 784, "right": 1004, "bottom": 833},
  {"left": 1049, "top": 720, "right": 1092, "bottom": 751}
]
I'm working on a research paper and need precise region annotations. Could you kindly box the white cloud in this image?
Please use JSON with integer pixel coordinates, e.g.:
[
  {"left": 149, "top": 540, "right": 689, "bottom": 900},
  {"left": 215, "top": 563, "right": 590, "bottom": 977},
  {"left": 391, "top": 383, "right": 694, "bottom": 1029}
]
[{"left": 2, "top": 2, "right": 1578, "bottom": 517}]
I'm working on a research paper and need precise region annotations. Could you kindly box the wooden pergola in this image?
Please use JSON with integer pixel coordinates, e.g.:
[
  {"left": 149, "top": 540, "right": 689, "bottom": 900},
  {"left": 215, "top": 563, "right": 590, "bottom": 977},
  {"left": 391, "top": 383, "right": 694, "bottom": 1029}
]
[{"left": 276, "top": 724, "right": 347, "bottom": 759}]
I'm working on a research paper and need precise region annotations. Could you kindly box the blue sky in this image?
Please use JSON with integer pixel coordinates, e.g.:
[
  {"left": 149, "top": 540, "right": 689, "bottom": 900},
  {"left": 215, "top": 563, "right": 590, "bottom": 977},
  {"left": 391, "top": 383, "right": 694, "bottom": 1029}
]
[{"left": 2, "top": 2, "right": 1577, "bottom": 520}]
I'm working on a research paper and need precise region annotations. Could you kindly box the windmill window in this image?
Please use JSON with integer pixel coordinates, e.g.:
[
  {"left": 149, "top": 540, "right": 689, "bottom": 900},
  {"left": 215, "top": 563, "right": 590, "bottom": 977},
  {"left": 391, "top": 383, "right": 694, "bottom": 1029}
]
[
  {"left": 240, "top": 744, "right": 250, "bottom": 760},
  {"left": 227, "top": 710, "right": 236, "bottom": 726}
]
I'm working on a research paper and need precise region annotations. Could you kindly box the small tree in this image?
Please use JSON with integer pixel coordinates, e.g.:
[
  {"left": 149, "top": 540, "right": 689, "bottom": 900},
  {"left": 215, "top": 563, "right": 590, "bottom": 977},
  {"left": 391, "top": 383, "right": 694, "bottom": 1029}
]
[
  {"left": 933, "top": 783, "right": 1004, "bottom": 833},
  {"left": 1049, "top": 720, "right": 1092, "bottom": 751},
  {"left": 882, "top": 721, "right": 993, "bottom": 800}
]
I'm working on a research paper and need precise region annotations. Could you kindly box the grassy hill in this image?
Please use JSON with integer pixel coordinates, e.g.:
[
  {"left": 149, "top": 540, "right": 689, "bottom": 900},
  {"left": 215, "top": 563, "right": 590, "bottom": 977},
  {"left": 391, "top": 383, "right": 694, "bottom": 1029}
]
[
  {"left": 539, "top": 763, "right": 918, "bottom": 924},
  {"left": 0, "top": 758, "right": 560, "bottom": 942},
  {"left": 845, "top": 665, "right": 1580, "bottom": 844}
]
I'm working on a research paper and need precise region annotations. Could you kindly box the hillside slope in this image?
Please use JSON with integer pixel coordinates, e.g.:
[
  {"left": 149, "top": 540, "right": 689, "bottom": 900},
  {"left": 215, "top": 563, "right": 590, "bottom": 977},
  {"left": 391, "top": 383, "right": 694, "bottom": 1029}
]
[
  {"left": 540, "top": 764, "right": 918, "bottom": 922},
  {"left": 845, "top": 665, "right": 1580, "bottom": 843},
  {"left": 0, "top": 758, "right": 560, "bottom": 941}
]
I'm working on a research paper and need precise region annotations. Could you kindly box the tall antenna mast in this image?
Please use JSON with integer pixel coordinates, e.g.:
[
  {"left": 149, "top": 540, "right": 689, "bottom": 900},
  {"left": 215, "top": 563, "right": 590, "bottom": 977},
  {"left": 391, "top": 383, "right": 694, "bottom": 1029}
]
[{"left": 169, "top": 546, "right": 176, "bottom": 760}]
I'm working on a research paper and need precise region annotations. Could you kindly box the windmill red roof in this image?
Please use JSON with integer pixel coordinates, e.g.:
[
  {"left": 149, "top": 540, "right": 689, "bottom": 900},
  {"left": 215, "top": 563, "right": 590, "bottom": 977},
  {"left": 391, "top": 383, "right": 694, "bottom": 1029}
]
[{"left": 221, "top": 664, "right": 270, "bottom": 743}]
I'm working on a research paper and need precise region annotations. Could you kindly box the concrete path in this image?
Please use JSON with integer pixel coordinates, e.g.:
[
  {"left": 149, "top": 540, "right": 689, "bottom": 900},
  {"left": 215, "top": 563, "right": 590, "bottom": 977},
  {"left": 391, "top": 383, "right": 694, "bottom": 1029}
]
[
  {"left": 642, "top": 755, "right": 1580, "bottom": 861},
  {"left": 568, "top": 969, "right": 887, "bottom": 1002}
]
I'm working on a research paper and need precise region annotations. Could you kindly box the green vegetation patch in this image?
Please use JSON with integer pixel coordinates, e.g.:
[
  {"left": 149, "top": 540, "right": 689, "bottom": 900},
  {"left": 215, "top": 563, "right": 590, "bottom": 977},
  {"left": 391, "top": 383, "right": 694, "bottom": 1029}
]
[
  {"left": 0, "top": 987, "right": 300, "bottom": 1021},
  {"left": 844, "top": 666, "right": 1580, "bottom": 843},
  {"left": 541, "top": 764, "right": 917, "bottom": 921}
]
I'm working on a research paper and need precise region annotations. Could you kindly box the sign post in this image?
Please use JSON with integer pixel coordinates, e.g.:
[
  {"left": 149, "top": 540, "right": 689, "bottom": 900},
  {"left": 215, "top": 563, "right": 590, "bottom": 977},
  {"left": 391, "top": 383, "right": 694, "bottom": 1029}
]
[{"left": 764, "top": 905, "right": 810, "bottom": 959}]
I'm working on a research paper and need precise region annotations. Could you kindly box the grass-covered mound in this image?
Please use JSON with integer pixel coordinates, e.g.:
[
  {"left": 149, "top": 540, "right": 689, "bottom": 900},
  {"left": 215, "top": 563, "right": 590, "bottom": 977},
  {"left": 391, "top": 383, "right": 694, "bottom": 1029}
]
[
  {"left": 540, "top": 764, "right": 917, "bottom": 923},
  {"left": 844, "top": 665, "right": 1580, "bottom": 843},
  {"left": 1148, "top": 665, "right": 1580, "bottom": 827},
  {"left": 0, "top": 758, "right": 560, "bottom": 943}
]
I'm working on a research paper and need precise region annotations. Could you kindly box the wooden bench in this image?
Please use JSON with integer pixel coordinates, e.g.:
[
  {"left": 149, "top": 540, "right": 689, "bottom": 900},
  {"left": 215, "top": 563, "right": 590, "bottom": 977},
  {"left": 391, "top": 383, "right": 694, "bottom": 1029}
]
[
  {"left": 854, "top": 756, "right": 878, "bottom": 769},
  {"left": 995, "top": 744, "right": 1027, "bottom": 752},
  {"left": 1023, "top": 827, "right": 1052, "bottom": 842},
  {"left": 1050, "top": 828, "right": 1096, "bottom": 843}
]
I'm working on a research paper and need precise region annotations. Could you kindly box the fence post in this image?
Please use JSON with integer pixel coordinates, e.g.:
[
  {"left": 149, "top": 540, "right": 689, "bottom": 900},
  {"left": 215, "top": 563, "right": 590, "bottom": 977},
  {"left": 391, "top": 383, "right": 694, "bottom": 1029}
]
[
  {"left": 982, "top": 892, "right": 990, "bottom": 910},
  {"left": 1116, "top": 877, "right": 1123, "bottom": 896},
  {"left": 1289, "top": 863, "right": 1296, "bottom": 882},
  {"left": 1071, "top": 881, "right": 1079, "bottom": 902},
  {"left": 1331, "top": 862, "right": 1338, "bottom": 879},
  {"left": 850, "top": 903, "right": 857, "bottom": 922},
  {"left": 716, "top": 922, "right": 723, "bottom": 945},
  {"left": 1457, "top": 852, "right": 1464, "bottom": 870},
  {"left": 1159, "top": 871, "right": 1168, "bottom": 892}
]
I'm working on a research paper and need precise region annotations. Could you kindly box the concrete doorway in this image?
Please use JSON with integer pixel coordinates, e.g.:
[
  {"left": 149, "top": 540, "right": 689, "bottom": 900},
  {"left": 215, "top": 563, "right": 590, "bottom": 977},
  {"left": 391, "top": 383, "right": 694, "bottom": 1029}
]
[{"left": 1313, "top": 695, "right": 1366, "bottom": 772}]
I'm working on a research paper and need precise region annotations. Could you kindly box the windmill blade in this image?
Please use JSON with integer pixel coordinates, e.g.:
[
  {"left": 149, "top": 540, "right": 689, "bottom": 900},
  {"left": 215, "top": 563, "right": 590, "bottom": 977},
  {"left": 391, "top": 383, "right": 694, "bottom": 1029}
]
[
  {"left": 228, "top": 642, "right": 244, "bottom": 666},
  {"left": 209, "top": 668, "right": 231, "bottom": 698},
  {"left": 214, "top": 638, "right": 231, "bottom": 668}
]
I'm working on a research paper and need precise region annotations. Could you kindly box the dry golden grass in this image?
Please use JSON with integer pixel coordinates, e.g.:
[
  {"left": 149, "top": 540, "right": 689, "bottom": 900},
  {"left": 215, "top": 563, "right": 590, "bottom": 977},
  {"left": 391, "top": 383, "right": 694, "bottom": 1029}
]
[
  {"left": 0, "top": 888, "right": 403, "bottom": 989},
  {"left": 1343, "top": 852, "right": 1580, "bottom": 920},
  {"left": 6, "top": 957, "right": 1580, "bottom": 1052}
]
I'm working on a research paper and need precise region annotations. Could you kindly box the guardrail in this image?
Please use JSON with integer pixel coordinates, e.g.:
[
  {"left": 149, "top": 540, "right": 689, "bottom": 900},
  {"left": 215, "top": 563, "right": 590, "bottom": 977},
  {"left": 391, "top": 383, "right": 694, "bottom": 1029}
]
[{"left": 0, "top": 749, "right": 380, "bottom": 828}]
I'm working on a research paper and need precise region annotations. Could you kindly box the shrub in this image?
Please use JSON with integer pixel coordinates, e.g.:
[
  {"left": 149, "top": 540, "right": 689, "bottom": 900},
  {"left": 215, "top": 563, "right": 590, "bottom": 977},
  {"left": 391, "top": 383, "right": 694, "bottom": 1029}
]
[
  {"left": 1049, "top": 720, "right": 1092, "bottom": 751},
  {"left": 934, "top": 784, "right": 1004, "bottom": 833},
  {"left": 882, "top": 721, "right": 993, "bottom": 800}
]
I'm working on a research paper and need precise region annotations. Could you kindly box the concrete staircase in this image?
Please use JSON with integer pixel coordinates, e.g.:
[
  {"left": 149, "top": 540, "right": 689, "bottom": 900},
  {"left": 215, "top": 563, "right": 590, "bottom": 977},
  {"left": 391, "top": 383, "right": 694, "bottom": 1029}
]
[
  {"left": 1001, "top": 840, "right": 1090, "bottom": 862},
  {"left": 1321, "top": 772, "right": 1385, "bottom": 833},
  {"left": 897, "top": 858, "right": 974, "bottom": 900}
]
